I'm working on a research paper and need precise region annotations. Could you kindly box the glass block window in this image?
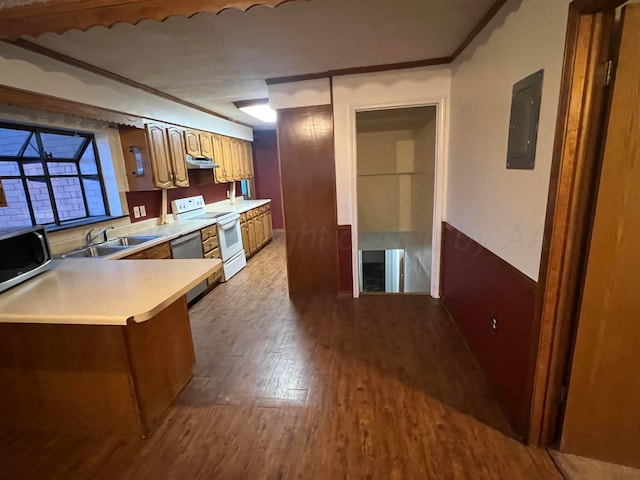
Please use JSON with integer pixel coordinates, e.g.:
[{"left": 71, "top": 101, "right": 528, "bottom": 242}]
[{"left": 0, "top": 122, "right": 110, "bottom": 229}]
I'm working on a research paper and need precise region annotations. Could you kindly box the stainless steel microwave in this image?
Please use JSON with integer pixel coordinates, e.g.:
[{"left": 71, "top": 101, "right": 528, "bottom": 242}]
[{"left": 0, "top": 225, "right": 53, "bottom": 294}]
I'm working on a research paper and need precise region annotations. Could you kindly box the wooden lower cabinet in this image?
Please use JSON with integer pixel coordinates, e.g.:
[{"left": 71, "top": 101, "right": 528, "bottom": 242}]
[
  {"left": 0, "top": 297, "right": 194, "bottom": 437},
  {"left": 243, "top": 203, "right": 272, "bottom": 258}
]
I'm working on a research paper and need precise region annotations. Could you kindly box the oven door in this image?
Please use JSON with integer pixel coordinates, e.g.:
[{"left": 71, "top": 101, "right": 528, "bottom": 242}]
[{"left": 216, "top": 215, "right": 244, "bottom": 262}]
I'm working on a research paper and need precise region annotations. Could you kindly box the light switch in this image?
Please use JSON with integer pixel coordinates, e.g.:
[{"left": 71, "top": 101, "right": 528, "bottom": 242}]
[
  {"left": 140, "top": 205, "right": 146, "bottom": 217},
  {"left": 133, "top": 206, "right": 141, "bottom": 218}
]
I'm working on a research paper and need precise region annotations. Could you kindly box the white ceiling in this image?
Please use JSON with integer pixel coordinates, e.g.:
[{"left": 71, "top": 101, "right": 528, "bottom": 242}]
[{"left": 23, "top": 0, "right": 495, "bottom": 128}]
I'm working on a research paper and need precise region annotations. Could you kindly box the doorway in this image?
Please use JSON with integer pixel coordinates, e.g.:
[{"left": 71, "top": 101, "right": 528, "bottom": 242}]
[{"left": 355, "top": 106, "right": 437, "bottom": 295}]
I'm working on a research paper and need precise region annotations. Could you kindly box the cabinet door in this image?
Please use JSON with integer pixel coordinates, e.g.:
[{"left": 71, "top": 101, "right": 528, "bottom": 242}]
[
  {"left": 184, "top": 130, "right": 201, "bottom": 157},
  {"left": 167, "top": 126, "right": 190, "bottom": 187},
  {"left": 240, "top": 220, "right": 250, "bottom": 257},
  {"left": 212, "top": 134, "right": 227, "bottom": 183},
  {"left": 199, "top": 132, "right": 215, "bottom": 158},
  {"left": 221, "top": 136, "right": 234, "bottom": 182},
  {"left": 231, "top": 138, "right": 244, "bottom": 180},
  {"left": 145, "top": 122, "right": 173, "bottom": 189},
  {"left": 247, "top": 218, "right": 257, "bottom": 255},
  {"left": 244, "top": 141, "right": 255, "bottom": 179},
  {"left": 266, "top": 210, "right": 273, "bottom": 240}
]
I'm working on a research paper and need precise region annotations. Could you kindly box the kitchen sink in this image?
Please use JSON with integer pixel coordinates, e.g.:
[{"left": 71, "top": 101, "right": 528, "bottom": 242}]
[
  {"left": 60, "top": 245, "right": 129, "bottom": 258},
  {"left": 58, "top": 235, "right": 161, "bottom": 259},
  {"left": 104, "top": 235, "right": 161, "bottom": 247}
]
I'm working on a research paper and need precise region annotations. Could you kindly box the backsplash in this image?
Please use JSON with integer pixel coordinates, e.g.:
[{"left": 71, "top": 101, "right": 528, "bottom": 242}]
[{"left": 126, "top": 171, "right": 241, "bottom": 223}]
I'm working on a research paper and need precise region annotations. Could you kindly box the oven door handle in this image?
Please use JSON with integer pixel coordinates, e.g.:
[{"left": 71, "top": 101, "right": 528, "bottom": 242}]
[
  {"left": 218, "top": 220, "right": 238, "bottom": 230},
  {"left": 33, "top": 231, "right": 51, "bottom": 262}
]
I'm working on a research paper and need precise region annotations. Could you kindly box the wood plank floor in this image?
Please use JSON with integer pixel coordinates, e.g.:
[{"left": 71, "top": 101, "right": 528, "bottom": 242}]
[{"left": 0, "top": 232, "right": 562, "bottom": 479}]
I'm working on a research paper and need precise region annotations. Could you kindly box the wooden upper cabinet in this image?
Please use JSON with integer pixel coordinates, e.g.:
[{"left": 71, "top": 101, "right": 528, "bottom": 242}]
[
  {"left": 230, "top": 138, "right": 243, "bottom": 181},
  {"left": 119, "top": 123, "right": 187, "bottom": 191},
  {"left": 221, "top": 136, "right": 234, "bottom": 183},
  {"left": 145, "top": 123, "right": 173, "bottom": 189},
  {"left": 199, "top": 132, "right": 215, "bottom": 159},
  {"left": 212, "top": 134, "right": 227, "bottom": 184},
  {"left": 244, "top": 141, "right": 255, "bottom": 179},
  {"left": 184, "top": 130, "right": 201, "bottom": 157},
  {"left": 166, "top": 126, "right": 190, "bottom": 188}
]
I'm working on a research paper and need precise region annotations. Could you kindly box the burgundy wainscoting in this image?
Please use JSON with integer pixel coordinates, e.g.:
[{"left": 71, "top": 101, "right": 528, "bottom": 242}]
[
  {"left": 125, "top": 171, "right": 239, "bottom": 222},
  {"left": 440, "top": 222, "right": 538, "bottom": 439},
  {"left": 338, "top": 225, "right": 353, "bottom": 294},
  {"left": 253, "top": 130, "right": 284, "bottom": 229}
]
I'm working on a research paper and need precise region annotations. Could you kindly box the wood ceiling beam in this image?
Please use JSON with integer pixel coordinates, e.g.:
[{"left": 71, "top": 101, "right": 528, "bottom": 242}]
[{"left": 0, "top": 0, "right": 306, "bottom": 40}]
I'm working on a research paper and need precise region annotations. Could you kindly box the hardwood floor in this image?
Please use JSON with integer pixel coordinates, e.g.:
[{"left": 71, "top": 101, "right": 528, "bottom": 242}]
[{"left": 0, "top": 232, "right": 561, "bottom": 479}]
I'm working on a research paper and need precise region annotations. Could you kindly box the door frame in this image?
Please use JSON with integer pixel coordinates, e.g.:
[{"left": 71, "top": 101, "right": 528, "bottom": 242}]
[
  {"left": 347, "top": 97, "right": 448, "bottom": 298},
  {"left": 529, "top": 0, "right": 626, "bottom": 447}
]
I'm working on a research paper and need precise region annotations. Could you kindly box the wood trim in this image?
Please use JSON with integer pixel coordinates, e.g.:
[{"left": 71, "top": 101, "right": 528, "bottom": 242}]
[
  {"left": 233, "top": 98, "right": 269, "bottom": 109},
  {"left": 266, "top": 57, "right": 452, "bottom": 85},
  {"left": 0, "top": 0, "right": 307, "bottom": 40},
  {"left": 7, "top": 39, "right": 248, "bottom": 126},
  {"left": 529, "top": 4, "right": 616, "bottom": 446},
  {"left": 0, "top": 84, "right": 145, "bottom": 127},
  {"left": 451, "top": 0, "right": 510, "bottom": 60},
  {"left": 571, "top": 0, "right": 626, "bottom": 13},
  {"left": 266, "top": 0, "right": 514, "bottom": 84}
]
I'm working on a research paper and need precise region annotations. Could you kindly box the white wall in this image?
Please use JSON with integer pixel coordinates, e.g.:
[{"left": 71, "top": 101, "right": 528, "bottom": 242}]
[
  {"left": 333, "top": 67, "right": 451, "bottom": 226},
  {"left": 0, "top": 42, "right": 253, "bottom": 141},
  {"left": 447, "top": 0, "right": 571, "bottom": 280},
  {"left": 268, "top": 78, "right": 331, "bottom": 109}
]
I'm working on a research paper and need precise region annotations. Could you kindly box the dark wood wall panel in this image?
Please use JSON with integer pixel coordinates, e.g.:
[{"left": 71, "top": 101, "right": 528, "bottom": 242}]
[
  {"left": 277, "top": 105, "right": 339, "bottom": 296},
  {"left": 253, "top": 130, "right": 285, "bottom": 229},
  {"left": 441, "top": 223, "right": 537, "bottom": 438},
  {"left": 337, "top": 225, "right": 353, "bottom": 294}
]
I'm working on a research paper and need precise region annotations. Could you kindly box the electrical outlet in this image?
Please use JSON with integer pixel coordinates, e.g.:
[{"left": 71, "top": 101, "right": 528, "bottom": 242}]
[
  {"left": 226, "top": 190, "right": 230, "bottom": 198},
  {"left": 133, "top": 206, "right": 141, "bottom": 219},
  {"left": 140, "top": 205, "right": 146, "bottom": 217},
  {"left": 491, "top": 316, "right": 498, "bottom": 334}
]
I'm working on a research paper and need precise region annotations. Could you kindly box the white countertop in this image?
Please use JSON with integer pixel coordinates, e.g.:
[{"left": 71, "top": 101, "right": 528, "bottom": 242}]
[
  {"left": 0, "top": 198, "right": 271, "bottom": 326},
  {"left": 0, "top": 258, "right": 221, "bottom": 326}
]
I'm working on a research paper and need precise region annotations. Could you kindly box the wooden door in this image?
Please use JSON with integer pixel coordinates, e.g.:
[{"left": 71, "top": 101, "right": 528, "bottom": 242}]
[
  {"left": 166, "top": 126, "right": 189, "bottom": 187},
  {"left": 199, "top": 132, "right": 214, "bottom": 159},
  {"left": 184, "top": 130, "right": 201, "bottom": 157},
  {"left": 145, "top": 122, "right": 173, "bottom": 189},
  {"left": 560, "top": 4, "right": 640, "bottom": 469}
]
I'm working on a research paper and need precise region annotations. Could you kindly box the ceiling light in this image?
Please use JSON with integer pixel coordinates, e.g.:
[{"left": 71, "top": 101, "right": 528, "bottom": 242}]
[{"left": 238, "top": 104, "right": 277, "bottom": 124}]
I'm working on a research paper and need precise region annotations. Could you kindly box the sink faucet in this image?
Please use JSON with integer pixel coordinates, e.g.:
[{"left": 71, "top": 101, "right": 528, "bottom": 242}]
[{"left": 85, "top": 225, "right": 115, "bottom": 246}]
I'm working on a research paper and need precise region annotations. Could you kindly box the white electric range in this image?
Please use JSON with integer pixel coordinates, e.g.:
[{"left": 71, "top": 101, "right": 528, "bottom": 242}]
[{"left": 171, "top": 196, "right": 247, "bottom": 282}]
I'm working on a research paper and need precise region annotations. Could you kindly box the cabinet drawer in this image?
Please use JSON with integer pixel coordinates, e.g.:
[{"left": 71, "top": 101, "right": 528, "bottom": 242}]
[
  {"left": 240, "top": 213, "right": 247, "bottom": 223},
  {"left": 203, "top": 236, "right": 219, "bottom": 254},
  {"left": 201, "top": 225, "right": 218, "bottom": 241},
  {"left": 145, "top": 242, "right": 172, "bottom": 259},
  {"left": 204, "top": 246, "right": 221, "bottom": 259}
]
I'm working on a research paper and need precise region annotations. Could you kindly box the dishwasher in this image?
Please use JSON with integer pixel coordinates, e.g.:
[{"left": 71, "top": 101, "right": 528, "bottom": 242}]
[{"left": 170, "top": 231, "right": 207, "bottom": 304}]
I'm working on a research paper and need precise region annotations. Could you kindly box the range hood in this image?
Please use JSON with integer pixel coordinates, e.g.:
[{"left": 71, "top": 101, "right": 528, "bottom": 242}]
[{"left": 185, "top": 155, "right": 220, "bottom": 170}]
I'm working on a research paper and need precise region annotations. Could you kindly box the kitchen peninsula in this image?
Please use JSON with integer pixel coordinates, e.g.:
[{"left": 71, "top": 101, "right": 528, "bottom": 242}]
[{"left": 0, "top": 258, "right": 220, "bottom": 437}]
